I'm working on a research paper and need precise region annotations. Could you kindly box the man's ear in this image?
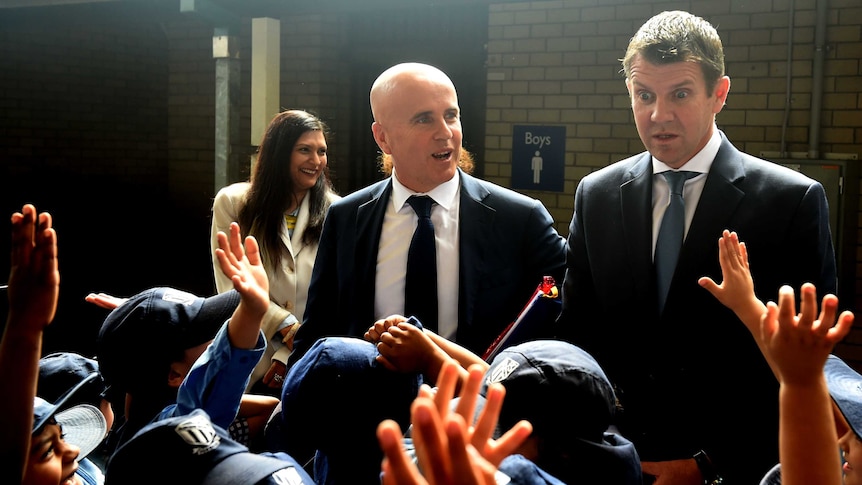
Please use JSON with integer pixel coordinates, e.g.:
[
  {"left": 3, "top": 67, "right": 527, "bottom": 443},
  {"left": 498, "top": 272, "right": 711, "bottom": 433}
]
[
  {"left": 371, "top": 122, "right": 392, "bottom": 154},
  {"left": 713, "top": 76, "right": 731, "bottom": 112}
]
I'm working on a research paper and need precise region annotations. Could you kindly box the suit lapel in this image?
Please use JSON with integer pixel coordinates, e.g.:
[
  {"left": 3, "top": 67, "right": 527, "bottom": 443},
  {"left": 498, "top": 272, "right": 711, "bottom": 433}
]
[
  {"left": 283, "top": 194, "right": 311, "bottom": 258},
  {"left": 355, "top": 180, "right": 391, "bottom": 307},
  {"left": 674, "top": 134, "right": 746, "bottom": 293},
  {"left": 458, "top": 172, "right": 493, "bottom": 327},
  {"left": 620, "top": 153, "right": 655, "bottom": 301}
]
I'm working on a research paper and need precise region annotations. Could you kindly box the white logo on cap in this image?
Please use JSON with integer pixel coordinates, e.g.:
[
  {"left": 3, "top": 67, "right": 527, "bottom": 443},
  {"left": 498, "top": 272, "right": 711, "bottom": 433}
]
[
  {"left": 493, "top": 470, "right": 512, "bottom": 484},
  {"left": 174, "top": 414, "right": 220, "bottom": 455},
  {"left": 487, "top": 357, "right": 520, "bottom": 385},
  {"left": 162, "top": 289, "right": 197, "bottom": 306},
  {"left": 271, "top": 467, "right": 306, "bottom": 484}
]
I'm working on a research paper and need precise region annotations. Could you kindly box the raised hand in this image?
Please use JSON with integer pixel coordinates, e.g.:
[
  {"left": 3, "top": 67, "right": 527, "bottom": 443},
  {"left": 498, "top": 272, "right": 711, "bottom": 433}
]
[
  {"left": 215, "top": 222, "right": 269, "bottom": 350},
  {"left": 215, "top": 222, "right": 269, "bottom": 316},
  {"left": 698, "top": 230, "right": 764, "bottom": 329},
  {"left": 8, "top": 204, "right": 59, "bottom": 329},
  {"left": 2, "top": 204, "right": 60, "bottom": 483},
  {"left": 761, "top": 284, "right": 854, "bottom": 387},
  {"left": 429, "top": 363, "right": 531, "bottom": 464},
  {"left": 377, "top": 360, "right": 532, "bottom": 485}
]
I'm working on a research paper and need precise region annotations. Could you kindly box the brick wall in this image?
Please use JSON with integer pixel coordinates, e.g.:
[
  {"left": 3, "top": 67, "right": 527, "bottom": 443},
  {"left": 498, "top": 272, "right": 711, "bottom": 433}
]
[
  {"left": 160, "top": 13, "right": 346, "bottom": 204},
  {"left": 164, "top": 17, "right": 217, "bottom": 218},
  {"left": 0, "top": 0, "right": 859, "bottom": 358},
  {"left": 0, "top": 11, "right": 169, "bottom": 190},
  {"left": 483, "top": 0, "right": 862, "bottom": 355},
  {"left": 0, "top": 5, "right": 171, "bottom": 355},
  {"left": 277, "top": 14, "right": 349, "bottom": 187}
]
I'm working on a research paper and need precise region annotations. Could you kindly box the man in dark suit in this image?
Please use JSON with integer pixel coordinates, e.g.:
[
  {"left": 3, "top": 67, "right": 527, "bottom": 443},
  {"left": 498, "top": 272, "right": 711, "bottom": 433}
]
[
  {"left": 556, "top": 11, "right": 836, "bottom": 485},
  {"left": 291, "top": 62, "right": 566, "bottom": 363}
]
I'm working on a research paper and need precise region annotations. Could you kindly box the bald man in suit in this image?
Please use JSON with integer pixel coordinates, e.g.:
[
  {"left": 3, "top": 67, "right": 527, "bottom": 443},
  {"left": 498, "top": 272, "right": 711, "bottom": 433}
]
[{"left": 291, "top": 63, "right": 566, "bottom": 364}]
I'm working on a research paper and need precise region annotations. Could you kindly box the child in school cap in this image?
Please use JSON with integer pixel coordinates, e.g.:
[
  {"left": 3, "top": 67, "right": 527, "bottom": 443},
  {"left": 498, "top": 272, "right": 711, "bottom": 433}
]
[
  {"left": 825, "top": 354, "right": 862, "bottom": 440},
  {"left": 760, "top": 354, "right": 862, "bottom": 485},
  {"left": 39, "top": 352, "right": 108, "bottom": 410},
  {"left": 106, "top": 409, "right": 314, "bottom": 485},
  {"left": 270, "top": 337, "right": 422, "bottom": 484},
  {"left": 482, "top": 340, "right": 642, "bottom": 485},
  {"left": 33, "top": 371, "right": 108, "bottom": 461},
  {"left": 96, "top": 287, "right": 240, "bottom": 399}
]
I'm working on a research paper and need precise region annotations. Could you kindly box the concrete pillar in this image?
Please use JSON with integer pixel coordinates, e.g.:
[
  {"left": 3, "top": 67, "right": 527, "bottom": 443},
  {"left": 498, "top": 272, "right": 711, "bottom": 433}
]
[
  {"left": 212, "top": 30, "right": 240, "bottom": 192},
  {"left": 251, "top": 17, "right": 281, "bottom": 173}
]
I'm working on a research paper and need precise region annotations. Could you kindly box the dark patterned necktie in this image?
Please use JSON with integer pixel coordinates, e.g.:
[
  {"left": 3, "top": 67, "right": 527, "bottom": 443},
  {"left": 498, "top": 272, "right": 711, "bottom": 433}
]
[{"left": 405, "top": 195, "right": 438, "bottom": 331}]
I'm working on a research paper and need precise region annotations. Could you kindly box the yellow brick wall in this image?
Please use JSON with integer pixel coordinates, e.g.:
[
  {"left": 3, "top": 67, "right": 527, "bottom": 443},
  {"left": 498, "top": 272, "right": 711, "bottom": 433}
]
[
  {"left": 482, "top": 0, "right": 862, "bottom": 358},
  {"left": 483, "top": 0, "right": 861, "bottom": 302}
]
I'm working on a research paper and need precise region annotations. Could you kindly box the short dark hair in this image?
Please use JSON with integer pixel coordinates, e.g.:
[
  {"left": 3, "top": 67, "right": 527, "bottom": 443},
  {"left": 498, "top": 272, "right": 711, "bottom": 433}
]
[{"left": 622, "top": 10, "right": 725, "bottom": 93}]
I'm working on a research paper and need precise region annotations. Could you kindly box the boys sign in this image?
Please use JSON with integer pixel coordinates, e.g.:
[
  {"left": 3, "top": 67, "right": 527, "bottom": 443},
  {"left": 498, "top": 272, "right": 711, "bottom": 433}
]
[{"left": 511, "top": 125, "right": 565, "bottom": 192}]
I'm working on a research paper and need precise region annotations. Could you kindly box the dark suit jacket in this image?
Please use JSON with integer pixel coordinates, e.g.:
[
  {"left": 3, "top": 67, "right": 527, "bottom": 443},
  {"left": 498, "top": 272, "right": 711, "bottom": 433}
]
[
  {"left": 292, "top": 169, "right": 567, "bottom": 362},
  {"left": 557, "top": 132, "right": 836, "bottom": 483}
]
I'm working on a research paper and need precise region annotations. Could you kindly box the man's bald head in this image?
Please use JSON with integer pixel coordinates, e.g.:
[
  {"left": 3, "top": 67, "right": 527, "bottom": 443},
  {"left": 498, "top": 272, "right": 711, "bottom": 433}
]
[
  {"left": 368, "top": 62, "right": 463, "bottom": 192},
  {"left": 370, "top": 63, "right": 457, "bottom": 123}
]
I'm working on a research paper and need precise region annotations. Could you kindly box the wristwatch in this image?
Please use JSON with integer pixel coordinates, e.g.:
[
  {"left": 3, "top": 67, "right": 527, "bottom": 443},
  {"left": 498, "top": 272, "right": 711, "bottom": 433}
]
[{"left": 693, "top": 450, "right": 723, "bottom": 485}]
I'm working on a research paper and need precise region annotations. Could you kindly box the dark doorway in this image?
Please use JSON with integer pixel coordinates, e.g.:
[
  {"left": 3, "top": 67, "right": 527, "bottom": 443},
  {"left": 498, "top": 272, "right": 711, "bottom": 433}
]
[{"left": 339, "top": 4, "right": 489, "bottom": 193}]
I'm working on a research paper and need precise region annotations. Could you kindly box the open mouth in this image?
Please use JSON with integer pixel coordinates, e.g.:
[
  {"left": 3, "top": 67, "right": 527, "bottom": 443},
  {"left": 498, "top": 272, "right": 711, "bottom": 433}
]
[
  {"left": 432, "top": 150, "right": 452, "bottom": 160},
  {"left": 300, "top": 167, "right": 319, "bottom": 175},
  {"left": 62, "top": 466, "right": 79, "bottom": 485}
]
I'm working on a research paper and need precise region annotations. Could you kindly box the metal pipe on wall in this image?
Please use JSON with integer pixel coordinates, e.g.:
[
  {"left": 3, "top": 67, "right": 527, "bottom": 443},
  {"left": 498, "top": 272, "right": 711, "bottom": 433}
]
[
  {"left": 808, "top": 0, "right": 828, "bottom": 159},
  {"left": 780, "top": 0, "right": 796, "bottom": 158}
]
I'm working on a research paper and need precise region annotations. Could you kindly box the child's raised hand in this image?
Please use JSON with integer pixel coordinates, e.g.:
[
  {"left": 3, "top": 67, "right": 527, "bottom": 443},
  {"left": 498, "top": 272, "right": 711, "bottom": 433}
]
[
  {"left": 377, "top": 360, "right": 532, "bottom": 485},
  {"left": 761, "top": 283, "right": 854, "bottom": 387},
  {"left": 215, "top": 222, "right": 268, "bottom": 316},
  {"left": 699, "top": 230, "right": 769, "bottom": 339},
  {"left": 7, "top": 204, "right": 59, "bottom": 330},
  {"left": 699, "top": 231, "right": 760, "bottom": 316}
]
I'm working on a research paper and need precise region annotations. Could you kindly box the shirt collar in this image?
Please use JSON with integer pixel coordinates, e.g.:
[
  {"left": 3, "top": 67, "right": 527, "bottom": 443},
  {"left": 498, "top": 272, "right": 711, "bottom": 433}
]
[
  {"left": 652, "top": 125, "right": 721, "bottom": 175},
  {"left": 391, "top": 169, "right": 460, "bottom": 212}
]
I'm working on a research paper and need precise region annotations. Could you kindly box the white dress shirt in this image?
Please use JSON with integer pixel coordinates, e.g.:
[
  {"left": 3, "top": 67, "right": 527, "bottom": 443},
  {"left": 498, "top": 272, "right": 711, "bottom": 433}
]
[
  {"left": 651, "top": 127, "right": 722, "bottom": 258},
  {"left": 375, "top": 169, "right": 461, "bottom": 339}
]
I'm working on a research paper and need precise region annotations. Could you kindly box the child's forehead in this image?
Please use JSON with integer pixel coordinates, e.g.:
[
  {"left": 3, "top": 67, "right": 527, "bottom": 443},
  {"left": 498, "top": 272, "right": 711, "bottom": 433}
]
[
  {"left": 35, "top": 418, "right": 60, "bottom": 434},
  {"left": 31, "top": 420, "right": 62, "bottom": 450}
]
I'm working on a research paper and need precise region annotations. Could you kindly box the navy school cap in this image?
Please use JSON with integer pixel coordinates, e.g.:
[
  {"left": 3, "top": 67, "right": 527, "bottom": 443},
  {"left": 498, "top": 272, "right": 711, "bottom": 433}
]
[
  {"left": 275, "top": 337, "right": 422, "bottom": 484},
  {"left": 497, "top": 454, "right": 568, "bottom": 484},
  {"left": 39, "top": 352, "right": 108, "bottom": 409},
  {"left": 825, "top": 354, "right": 862, "bottom": 440},
  {"left": 483, "top": 339, "right": 617, "bottom": 442},
  {"left": 96, "top": 287, "right": 240, "bottom": 397},
  {"left": 482, "top": 340, "right": 642, "bottom": 485},
  {"left": 106, "top": 408, "right": 314, "bottom": 485},
  {"left": 33, "top": 371, "right": 108, "bottom": 460}
]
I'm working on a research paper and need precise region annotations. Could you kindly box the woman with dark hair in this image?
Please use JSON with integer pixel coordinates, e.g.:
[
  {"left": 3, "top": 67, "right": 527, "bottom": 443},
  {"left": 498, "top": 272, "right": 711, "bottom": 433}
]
[{"left": 210, "top": 109, "right": 339, "bottom": 395}]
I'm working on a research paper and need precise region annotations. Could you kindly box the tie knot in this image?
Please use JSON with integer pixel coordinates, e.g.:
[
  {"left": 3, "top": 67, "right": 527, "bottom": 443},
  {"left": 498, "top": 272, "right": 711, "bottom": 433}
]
[
  {"left": 662, "top": 171, "right": 698, "bottom": 196},
  {"left": 407, "top": 195, "right": 434, "bottom": 218}
]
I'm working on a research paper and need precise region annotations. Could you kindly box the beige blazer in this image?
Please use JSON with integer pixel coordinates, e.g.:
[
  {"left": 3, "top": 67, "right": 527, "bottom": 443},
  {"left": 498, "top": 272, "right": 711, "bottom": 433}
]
[{"left": 211, "top": 182, "right": 339, "bottom": 387}]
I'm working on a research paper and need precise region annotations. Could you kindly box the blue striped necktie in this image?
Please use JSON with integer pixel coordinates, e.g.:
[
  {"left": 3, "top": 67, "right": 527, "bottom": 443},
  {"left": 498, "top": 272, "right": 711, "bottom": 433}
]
[{"left": 655, "top": 171, "right": 698, "bottom": 313}]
